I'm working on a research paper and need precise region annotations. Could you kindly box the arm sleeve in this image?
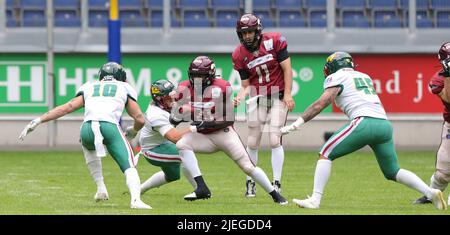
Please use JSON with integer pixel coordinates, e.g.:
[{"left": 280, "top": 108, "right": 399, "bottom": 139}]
[
  {"left": 238, "top": 69, "right": 249, "bottom": 80},
  {"left": 276, "top": 47, "right": 289, "bottom": 63}
]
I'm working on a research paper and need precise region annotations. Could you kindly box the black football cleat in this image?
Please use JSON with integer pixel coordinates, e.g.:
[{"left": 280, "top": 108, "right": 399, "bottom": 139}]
[
  {"left": 184, "top": 187, "right": 212, "bottom": 201},
  {"left": 270, "top": 190, "right": 288, "bottom": 205},
  {"left": 413, "top": 195, "right": 432, "bottom": 204}
]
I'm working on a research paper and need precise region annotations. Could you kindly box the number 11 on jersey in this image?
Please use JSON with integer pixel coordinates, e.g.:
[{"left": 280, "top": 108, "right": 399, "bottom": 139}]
[{"left": 256, "top": 64, "right": 270, "bottom": 84}]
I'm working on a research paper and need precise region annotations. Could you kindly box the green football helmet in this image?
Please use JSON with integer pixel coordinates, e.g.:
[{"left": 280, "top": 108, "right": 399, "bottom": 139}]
[
  {"left": 151, "top": 79, "right": 175, "bottom": 111},
  {"left": 98, "top": 62, "right": 127, "bottom": 82},
  {"left": 323, "top": 52, "right": 354, "bottom": 77}
]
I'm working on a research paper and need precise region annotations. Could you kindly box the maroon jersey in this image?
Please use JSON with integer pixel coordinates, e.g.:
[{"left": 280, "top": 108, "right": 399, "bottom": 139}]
[
  {"left": 232, "top": 32, "right": 288, "bottom": 96},
  {"left": 429, "top": 70, "right": 450, "bottom": 122},
  {"left": 176, "top": 78, "right": 234, "bottom": 134}
]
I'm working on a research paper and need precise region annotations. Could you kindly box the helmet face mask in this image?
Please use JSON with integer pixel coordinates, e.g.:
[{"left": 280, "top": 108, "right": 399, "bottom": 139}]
[
  {"left": 188, "top": 56, "right": 216, "bottom": 90},
  {"left": 98, "top": 62, "right": 127, "bottom": 82},
  {"left": 438, "top": 42, "right": 450, "bottom": 61},
  {"left": 236, "top": 13, "right": 263, "bottom": 52},
  {"left": 323, "top": 52, "right": 354, "bottom": 77},
  {"left": 151, "top": 79, "right": 175, "bottom": 111}
]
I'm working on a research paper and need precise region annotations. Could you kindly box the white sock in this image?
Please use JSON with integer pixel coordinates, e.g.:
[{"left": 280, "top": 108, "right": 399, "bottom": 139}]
[
  {"left": 124, "top": 167, "right": 142, "bottom": 202},
  {"left": 87, "top": 160, "right": 106, "bottom": 192},
  {"left": 246, "top": 147, "right": 258, "bottom": 181},
  {"left": 396, "top": 169, "right": 432, "bottom": 199},
  {"left": 271, "top": 146, "right": 284, "bottom": 182},
  {"left": 249, "top": 167, "right": 274, "bottom": 193},
  {"left": 182, "top": 165, "right": 197, "bottom": 189},
  {"left": 311, "top": 159, "right": 332, "bottom": 203},
  {"left": 180, "top": 150, "right": 202, "bottom": 178},
  {"left": 430, "top": 173, "right": 448, "bottom": 191},
  {"left": 140, "top": 171, "right": 167, "bottom": 194}
]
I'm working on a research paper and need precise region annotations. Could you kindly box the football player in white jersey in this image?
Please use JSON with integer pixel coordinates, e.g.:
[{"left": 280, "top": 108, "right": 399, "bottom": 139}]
[
  {"left": 19, "top": 62, "right": 152, "bottom": 209},
  {"left": 125, "top": 79, "right": 197, "bottom": 195},
  {"left": 280, "top": 52, "right": 447, "bottom": 210}
]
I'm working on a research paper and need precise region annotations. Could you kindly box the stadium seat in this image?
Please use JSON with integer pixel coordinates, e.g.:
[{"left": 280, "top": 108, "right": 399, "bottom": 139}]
[
  {"left": 146, "top": 0, "right": 164, "bottom": 9},
  {"left": 215, "top": 10, "right": 239, "bottom": 27},
  {"left": 89, "top": 10, "right": 108, "bottom": 27},
  {"left": 304, "top": 0, "right": 326, "bottom": 9},
  {"left": 54, "top": 0, "right": 80, "bottom": 9},
  {"left": 431, "top": 0, "right": 450, "bottom": 9},
  {"left": 436, "top": 11, "right": 450, "bottom": 27},
  {"left": 274, "top": 0, "right": 303, "bottom": 9},
  {"left": 253, "top": 0, "right": 272, "bottom": 10},
  {"left": 182, "top": 10, "right": 211, "bottom": 27},
  {"left": 88, "top": 0, "right": 109, "bottom": 9},
  {"left": 254, "top": 10, "right": 275, "bottom": 27},
  {"left": 118, "top": 0, "right": 142, "bottom": 9},
  {"left": 120, "top": 10, "right": 147, "bottom": 27},
  {"left": 149, "top": 10, "right": 180, "bottom": 27},
  {"left": 309, "top": 10, "right": 327, "bottom": 27},
  {"left": 373, "top": 11, "right": 402, "bottom": 27},
  {"left": 404, "top": 10, "right": 434, "bottom": 28},
  {"left": 178, "top": 0, "right": 208, "bottom": 9},
  {"left": 369, "top": 0, "right": 398, "bottom": 9},
  {"left": 278, "top": 10, "right": 306, "bottom": 27},
  {"left": 211, "top": 0, "right": 241, "bottom": 9},
  {"left": 20, "top": 0, "right": 46, "bottom": 9},
  {"left": 399, "top": 0, "right": 429, "bottom": 10},
  {"left": 6, "top": 9, "right": 19, "bottom": 27},
  {"left": 54, "top": 10, "right": 81, "bottom": 27},
  {"left": 22, "top": 10, "right": 46, "bottom": 27},
  {"left": 337, "top": 0, "right": 367, "bottom": 9},
  {"left": 341, "top": 11, "right": 370, "bottom": 27}
]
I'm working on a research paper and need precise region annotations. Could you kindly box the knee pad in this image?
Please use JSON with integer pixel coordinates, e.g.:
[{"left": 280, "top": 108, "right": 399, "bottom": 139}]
[
  {"left": 435, "top": 170, "right": 450, "bottom": 184},
  {"left": 269, "top": 131, "right": 282, "bottom": 148},
  {"left": 247, "top": 126, "right": 262, "bottom": 149},
  {"left": 235, "top": 157, "right": 255, "bottom": 175}
]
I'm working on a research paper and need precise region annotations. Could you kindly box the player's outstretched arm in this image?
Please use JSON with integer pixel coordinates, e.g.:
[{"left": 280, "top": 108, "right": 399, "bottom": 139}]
[
  {"left": 19, "top": 96, "right": 84, "bottom": 141},
  {"left": 125, "top": 98, "right": 145, "bottom": 139},
  {"left": 281, "top": 86, "right": 340, "bottom": 135}
]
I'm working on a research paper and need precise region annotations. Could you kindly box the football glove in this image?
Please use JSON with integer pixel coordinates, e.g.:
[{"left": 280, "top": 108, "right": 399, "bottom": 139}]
[
  {"left": 18, "top": 117, "right": 42, "bottom": 141},
  {"left": 280, "top": 117, "right": 305, "bottom": 135},
  {"left": 169, "top": 113, "right": 184, "bottom": 127},
  {"left": 125, "top": 126, "right": 138, "bottom": 141},
  {"left": 439, "top": 58, "right": 450, "bottom": 77},
  {"left": 191, "top": 121, "right": 206, "bottom": 132}
]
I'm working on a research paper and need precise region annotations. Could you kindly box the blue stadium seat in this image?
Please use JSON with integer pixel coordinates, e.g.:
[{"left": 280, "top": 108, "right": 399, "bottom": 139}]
[
  {"left": 149, "top": 10, "right": 180, "bottom": 27},
  {"left": 146, "top": 0, "right": 163, "bottom": 9},
  {"left": 369, "top": 0, "right": 398, "bottom": 9},
  {"left": 22, "top": 10, "right": 46, "bottom": 27},
  {"left": 183, "top": 10, "right": 211, "bottom": 27},
  {"left": 278, "top": 10, "right": 306, "bottom": 27},
  {"left": 20, "top": 0, "right": 46, "bottom": 9},
  {"left": 7, "top": 0, "right": 14, "bottom": 8},
  {"left": 6, "top": 9, "right": 19, "bottom": 27},
  {"left": 341, "top": 11, "right": 370, "bottom": 27},
  {"left": 431, "top": 0, "right": 450, "bottom": 9},
  {"left": 253, "top": 10, "right": 275, "bottom": 27},
  {"left": 178, "top": 0, "right": 208, "bottom": 9},
  {"left": 253, "top": 0, "right": 272, "bottom": 10},
  {"left": 118, "top": 0, "right": 142, "bottom": 9},
  {"left": 54, "top": 0, "right": 79, "bottom": 9},
  {"left": 215, "top": 10, "right": 239, "bottom": 27},
  {"left": 88, "top": 0, "right": 109, "bottom": 9},
  {"left": 404, "top": 10, "right": 434, "bottom": 28},
  {"left": 304, "top": 0, "right": 326, "bottom": 9},
  {"left": 211, "top": 0, "right": 241, "bottom": 8},
  {"left": 309, "top": 10, "right": 327, "bottom": 27},
  {"left": 89, "top": 10, "right": 108, "bottom": 27},
  {"left": 120, "top": 10, "right": 147, "bottom": 27},
  {"left": 436, "top": 11, "right": 450, "bottom": 27},
  {"left": 399, "top": 0, "right": 429, "bottom": 10},
  {"left": 55, "top": 10, "right": 81, "bottom": 27},
  {"left": 274, "top": 0, "right": 303, "bottom": 9},
  {"left": 373, "top": 11, "right": 402, "bottom": 27},
  {"left": 337, "top": 0, "right": 367, "bottom": 9}
]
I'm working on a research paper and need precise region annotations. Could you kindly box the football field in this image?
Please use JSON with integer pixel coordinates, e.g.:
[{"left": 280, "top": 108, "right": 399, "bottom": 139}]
[{"left": 0, "top": 150, "right": 447, "bottom": 215}]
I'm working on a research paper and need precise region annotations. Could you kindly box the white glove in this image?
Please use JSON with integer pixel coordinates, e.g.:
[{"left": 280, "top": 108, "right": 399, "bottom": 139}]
[
  {"left": 125, "top": 126, "right": 138, "bottom": 141},
  {"left": 280, "top": 117, "right": 305, "bottom": 135},
  {"left": 18, "top": 117, "right": 42, "bottom": 141}
]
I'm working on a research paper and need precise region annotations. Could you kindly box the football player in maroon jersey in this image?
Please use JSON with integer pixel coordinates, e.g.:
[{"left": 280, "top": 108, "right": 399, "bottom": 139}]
[
  {"left": 171, "top": 55, "right": 288, "bottom": 204},
  {"left": 232, "top": 13, "right": 295, "bottom": 197},
  {"left": 414, "top": 42, "right": 450, "bottom": 205}
]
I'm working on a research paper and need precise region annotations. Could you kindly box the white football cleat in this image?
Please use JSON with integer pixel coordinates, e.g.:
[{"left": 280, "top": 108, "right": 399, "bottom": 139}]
[
  {"left": 130, "top": 199, "right": 152, "bottom": 209},
  {"left": 293, "top": 196, "right": 320, "bottom": 209},
  {"left": 429, "top": 189, "right": 447, "bottom": 210},
  {"left": 94, "top": 190, "right": 109, "bottom": 202}
]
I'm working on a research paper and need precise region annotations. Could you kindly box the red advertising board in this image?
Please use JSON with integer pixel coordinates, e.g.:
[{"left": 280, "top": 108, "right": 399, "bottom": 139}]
[{"left": 332, "top": 54, "right": 444, "bottom": 114}]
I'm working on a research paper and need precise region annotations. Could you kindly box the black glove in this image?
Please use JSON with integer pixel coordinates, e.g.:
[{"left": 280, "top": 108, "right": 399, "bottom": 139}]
[
  {"left": 439, "top": 58, "right": 450, "bottom": 77},
  {"left": 191, "top": 121, "right": 206, "bottom": 131}
]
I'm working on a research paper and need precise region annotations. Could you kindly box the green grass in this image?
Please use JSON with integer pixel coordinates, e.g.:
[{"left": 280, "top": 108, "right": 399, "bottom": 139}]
[{"left": 0, "top": 150, "right": 447, "bottom": 215}]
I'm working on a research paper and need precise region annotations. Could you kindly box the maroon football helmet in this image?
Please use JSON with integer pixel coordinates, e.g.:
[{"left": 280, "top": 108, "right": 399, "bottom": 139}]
[
  {"left": 188, "top": 56, "right": 216, "bottom": 88},
  {"left": 439, "top": 42, "right": 450, "bottom": 61},
  {"left": 236, "top": 13, "right": 263, "bottom": 52}
]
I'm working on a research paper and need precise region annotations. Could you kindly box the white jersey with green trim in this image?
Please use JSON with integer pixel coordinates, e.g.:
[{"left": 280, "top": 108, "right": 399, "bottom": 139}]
[
  {"left": 139, "top": 104, "right": 175, "bottom": 151},
  {"left": 323, "top": 68, "right": 387, "bottom": 120},
  {"left": 76, "top": 80, "right": 138, "bottom": 124}
]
